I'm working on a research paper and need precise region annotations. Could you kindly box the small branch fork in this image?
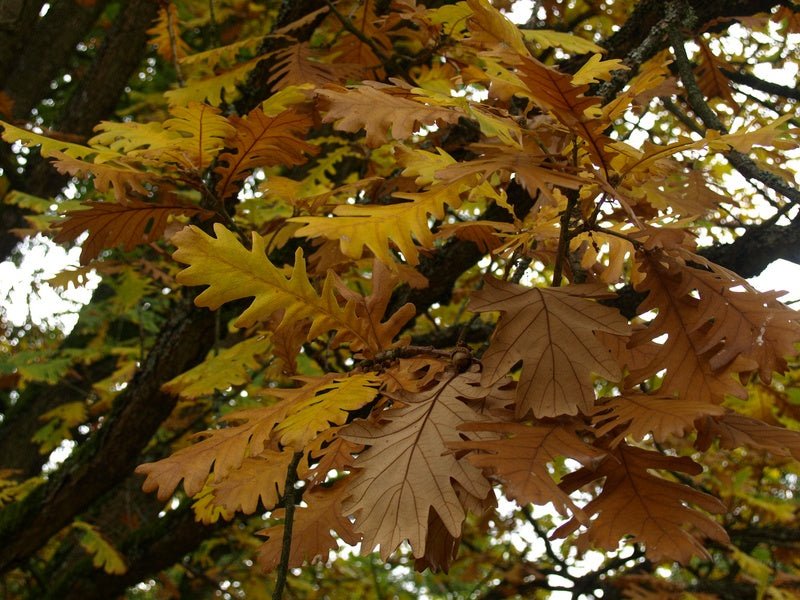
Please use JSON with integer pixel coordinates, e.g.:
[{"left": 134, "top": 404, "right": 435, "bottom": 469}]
[{"left": 666, "top": 0, "right": 800, "bottom": 214}]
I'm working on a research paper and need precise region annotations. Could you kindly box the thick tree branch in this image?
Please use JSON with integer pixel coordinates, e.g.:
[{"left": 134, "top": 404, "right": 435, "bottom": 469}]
[
  {"left": 0, "top": 298, "right": 216, "bottom": 574},
  {"left": 721, "top": 67, "right": 800, "bottom": 102},
  {"left": 4, "top": 0, "right": 109, "bottom": 120}
]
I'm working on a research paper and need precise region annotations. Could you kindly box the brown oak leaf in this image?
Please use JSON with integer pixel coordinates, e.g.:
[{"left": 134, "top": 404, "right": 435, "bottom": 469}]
[
  {"left": 553, "top": 443, "right": 728, "bottom": 563},
  {"left": 341, "top": 373, "right": 492, "bottom": 559},
  {"left": 469, "top": 277, "right": 629, "bottom": 418}
]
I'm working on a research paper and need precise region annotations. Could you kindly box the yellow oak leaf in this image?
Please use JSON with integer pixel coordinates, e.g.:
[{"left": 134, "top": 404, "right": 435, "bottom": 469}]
[
  {"left": 291, "top": 180, "right": 467, "bottom": 268},
  {"left": 172, "top": 224, "right": 390, "bottom": 354},
  {"left": 271, "top": 374, "right": 381, "bottom": 448},
  {"left": 161, "top": 335, "right": 273, "bottom": 400},
  {"left": 73, "top": 521, "right": 127, "bottom": 575}
]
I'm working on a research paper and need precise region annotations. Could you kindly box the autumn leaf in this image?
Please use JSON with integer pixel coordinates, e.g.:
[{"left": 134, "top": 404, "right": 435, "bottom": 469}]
[
  {"left": 317, "top": 83, "right": 463, "bottom": 147},
  {"left": 137, "top": 374, "right": 377, "bottom": 500},
  {"left": 257, "top": 482, "right": 360, "bottom": 572},
  {"left": 626, "top": 250, "right": 749, "bottom": 403},
  {"left": 214, "top": 107, "right": 318, "bottom": 201},
  {"left": 553, "top": 443, "right": 729, "bottom": 563},
  {"left": 92, "top": 102, "right": 236, "bottom": 172},
  {"left": 341, "top": 373, "right": 492, "bottom": 559},
  {"left": 161, "top": 336, "right": 274, "bottom": 400},
  {"left": 695, "top": 38, "right": 738, "bottom": 107},
  {"left": 52, "top": 200, "right": 212, "bottom": 265},
  {"left": 271, "top": 374, "right": 381, "bottom": 448},
  {"left": 211, "top": 449, "right": 297, "bottom": 514},
  {"left": 291, "top": 180, "right": 467, "bottom": 268},
  {"left": 469, "top": 277, "right": 629, "bottom": 418},
  {"left": 628, "top": 249, "right": 799, "bottom": 400},
  {"left": 49, "top": 151, "right": 155, "bottom": 201},
  {"left": 172, "top": 223, "right": 397, "bottom": 354},
  {"left": 268, "top": 42, "right": 362, "bottom": 91},
  {"left": 695, "top": 411, "right": 800, "bottom": 460},
  {"left": 451, "top": 420, "right": 605, "bottom": 520},
  {"left": 73, "top": 521, "right": 127, "bottom": 575},
  {"left": 135, "top": 402, "right": 290, "bottom": 500},
  {"left": 591, "top": 393, "right": 725, "bottom": 447}
]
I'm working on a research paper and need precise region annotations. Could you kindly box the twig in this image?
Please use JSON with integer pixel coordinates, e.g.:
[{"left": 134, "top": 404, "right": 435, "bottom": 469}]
[
  {"left": 520, "top": 505, "right": 570, "bottom": 574},
  {"left": 323, "top": 0, "right": 390, "bottom": 65},
  {"left": 165, "top": 1, "right": 185, "bottom": 87},
  {"left": 667, "top": 3, "right": 800, "bottom": 209},
  {"left": 552, "top": 191, "right": 579, "bottom": 286},
  {"left": 272, "top": 450, "right": 305, "bottom": 600}
]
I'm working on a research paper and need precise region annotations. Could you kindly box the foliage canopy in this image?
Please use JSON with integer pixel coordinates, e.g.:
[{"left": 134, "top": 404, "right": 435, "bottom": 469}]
[{"left": 1, "top": 0, "right": 800, "bottom": 598}]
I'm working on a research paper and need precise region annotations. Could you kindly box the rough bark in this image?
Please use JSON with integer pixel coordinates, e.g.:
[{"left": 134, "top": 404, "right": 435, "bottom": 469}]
[
  {"left": 4, "top": 0, "right": 109, "bottom": 120},
  {"left": 0, "top": 298, "right": 216, "bottom": 574}
]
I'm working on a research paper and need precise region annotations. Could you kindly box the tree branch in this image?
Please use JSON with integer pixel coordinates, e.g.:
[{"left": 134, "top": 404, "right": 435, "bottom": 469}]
[{"left": 272, "top": 450, "right": 305, "bottom": 600}]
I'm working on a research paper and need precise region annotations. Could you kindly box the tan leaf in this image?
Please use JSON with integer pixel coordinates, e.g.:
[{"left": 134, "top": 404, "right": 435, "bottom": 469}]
[
  {"left": 695, "top": 38, "right": 738, "bottom": 107},
  {"left": 592, "top": 393, "right": 725, "bottom": 447},
  {"left": 435, "top": 142, "right": 586, "bottom": 206},
  {"left": 695, "top": 412, "right": 800, "bottom": 460},
  {"left": 469, "top": 277, "right": 629, "bottom": 418},
  {"left": 211, "top": 449, "right": 297, "bottom": 514},
  {"left": 341, "top": 373, "right": 492, "bottom": 559},
  {"left": 629, "top": 249, "right": 800, "bottom": 399},
  {"left": 52, "top": 200, "right": 212, "bottom": 265},
  {"left": 554, "top": 443, "right": 728, "bottom": 563},
  {"left": 135, "top": 402, "right": 289, "bottom": 500},
  {"left": 451, "top": 420, "right": 605, "bottom": 519},
  {"left": 305, "top": 429, "right": 362, "bottom": 487},
  {"left": 317, "top": 83, "right": 463, "bottom": 147},
  {"left": 256, "top": 482, "right": 360, "bottom": 572},
  {"left": 49, "top": 150, "right": 154, "bottom": 201},
  {"left": 268, "top": 42, "right": 362, "bottom": 91},
  {"left": 627, "top": 251, "right": 749, "bottom": 403}
]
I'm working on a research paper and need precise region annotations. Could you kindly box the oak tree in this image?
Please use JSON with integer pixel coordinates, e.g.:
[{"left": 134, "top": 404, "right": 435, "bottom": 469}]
[{"left": 1, "top": 1, "right": 800, "bottom": 598}]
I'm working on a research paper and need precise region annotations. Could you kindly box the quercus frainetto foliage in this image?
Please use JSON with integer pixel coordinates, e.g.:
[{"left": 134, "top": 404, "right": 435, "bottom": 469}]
[{"left": 1, "top": 1, "right": 800, "bottom": 598}]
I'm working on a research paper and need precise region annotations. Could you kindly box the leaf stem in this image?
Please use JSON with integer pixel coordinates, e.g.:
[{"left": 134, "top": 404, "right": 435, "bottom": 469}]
[{"left": 272, "top": 450, "right": 305, "bottom": 600}]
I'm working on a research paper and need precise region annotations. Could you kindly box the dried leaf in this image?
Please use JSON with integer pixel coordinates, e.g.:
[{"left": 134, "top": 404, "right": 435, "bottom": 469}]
[
  {"left": 695, "top": 412, "right": 800, "bottom": 460},
  {"left": 317, "top": 83, "right": 463, "bottom": 147},
  {"left": 257, "top": 482, "right": 360, "bottom": 572},
  {"left": 470, "top": 277, "right": 628, "bottom": 418},
  {"left": 214, "top": 108, "right": 318, "bottom": 200},
  {"left": 52, "top": 200, "right": 211, "bottom": 265},
  {"left": 341, "top": 373, "right": 492, "bottom": 559},
  {"left": 592, "top": 393, "right": 725, "bottom": 446},
  {"left": 554, "top": 444, "right": 728, "bottom": 563},
  {"left": 452, "top": 420, "right": 605, "bottom": 519}
]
